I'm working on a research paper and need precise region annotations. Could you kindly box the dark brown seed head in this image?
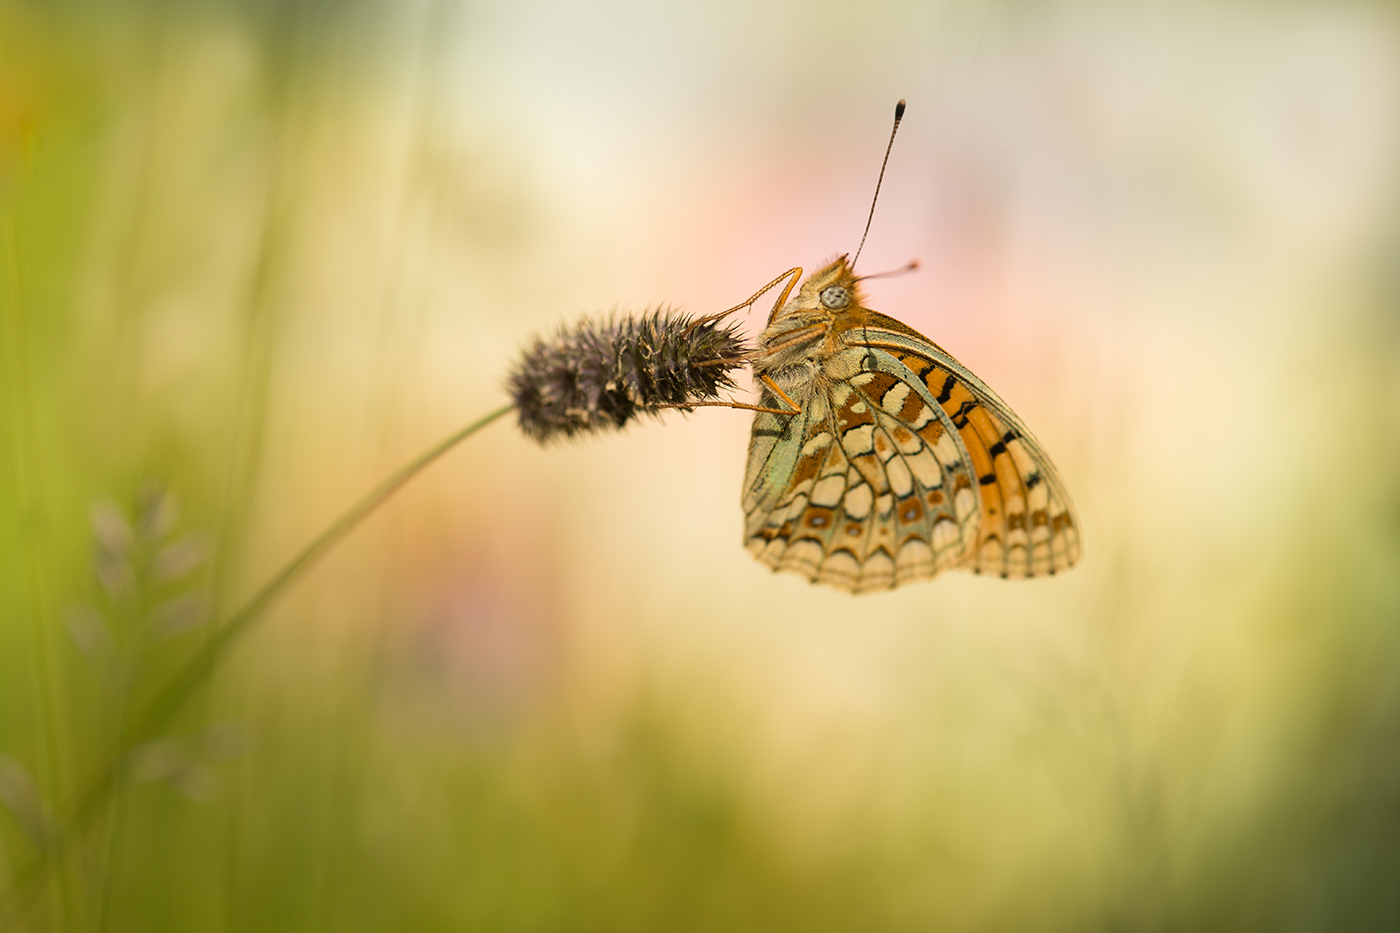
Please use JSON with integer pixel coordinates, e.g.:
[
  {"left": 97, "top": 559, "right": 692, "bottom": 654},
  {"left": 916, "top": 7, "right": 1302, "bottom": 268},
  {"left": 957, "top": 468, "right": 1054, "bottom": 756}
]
[{"left": 507, "top": 308, "right": 749, "bottom": 443}]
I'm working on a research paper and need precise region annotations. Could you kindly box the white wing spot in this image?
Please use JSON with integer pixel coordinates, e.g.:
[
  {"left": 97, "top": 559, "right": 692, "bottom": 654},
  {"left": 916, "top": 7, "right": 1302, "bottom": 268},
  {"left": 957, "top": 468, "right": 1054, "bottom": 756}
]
[
  {"left": 801, "top": 432, "right": 833, "bottom": 457},
  {"left": 842, "top": 483, "right": 873, "bottom": 520},
  {"left": 842, "top": 424, "right": 875, "bottom": 457},
  {"left": 779, "top": 539, "right": 825, "bottom": 575},
  {"left": 907, "top": 405, "right": 934, "bottom": 431},
  {"left": 905, "top": 448, "right": 942, "bottom": 488},
  {"left": 1008, "top": 440, "right": 1037, "bottom": 478},
  {"left": 1028, "top": 483, "right": 1049, "bottom": 512},
  {"left": 758, "top": 538, "right": 787, "bottom": 566},
  {"left": 889, "top": 423, "right": 922, "bottom": 455},
  {"left": 1005, "top": 544, "right": 1029, "bottom": 577},
  {"left": 882, "top": 383, "right": 910, "bottom": 415},
  {"left": 933, "top": 432, "right": 961, "bottom": 467},
  {"left": 780, "top": 493, "right": 809, "bottom": 523},
  {"left": 856, "top": 551, "right": 896, "bottom": 592},
  {"left": 873, "top": 429, "right": 898, "bottom": 462},
  {"left": 932, "top": 518, "right": 960, "bottom": 552},
  {"left": 955, "top": 487, "right": 977, "bottom": 520},
  {"left": 810, "top": 474, "right": 846, "bottom": 508},
  {"left": 896, "top": 538, "right": 935, "bottom": 582},
  {"left": 886, "top": 456, "right": 913, "bottom": 498},
  {"left": 816, "top": 550, "right": 860, "bottom": 588}
]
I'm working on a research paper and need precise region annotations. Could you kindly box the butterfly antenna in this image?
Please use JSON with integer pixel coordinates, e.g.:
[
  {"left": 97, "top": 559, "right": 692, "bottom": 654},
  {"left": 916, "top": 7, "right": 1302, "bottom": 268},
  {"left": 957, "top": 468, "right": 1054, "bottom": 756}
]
[
  {"left": 858, "top": 259, "right": 919, "bottom": 282},
  {"left": 852, "top": 99, "right": 906, "bottom": 267}
]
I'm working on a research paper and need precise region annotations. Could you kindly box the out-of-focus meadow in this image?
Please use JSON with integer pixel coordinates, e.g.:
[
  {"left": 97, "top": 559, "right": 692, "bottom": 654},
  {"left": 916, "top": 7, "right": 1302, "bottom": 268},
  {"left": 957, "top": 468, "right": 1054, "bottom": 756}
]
[{"left": 3, "top": 0, "right": 1399, "bottom": 929}]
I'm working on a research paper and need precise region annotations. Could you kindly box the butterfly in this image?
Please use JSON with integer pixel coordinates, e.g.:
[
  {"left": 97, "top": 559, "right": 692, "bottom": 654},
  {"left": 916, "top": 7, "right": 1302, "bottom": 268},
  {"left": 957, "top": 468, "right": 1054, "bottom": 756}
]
[{"left": 740, "top": 255, "right": 1081, "bottom": 592}]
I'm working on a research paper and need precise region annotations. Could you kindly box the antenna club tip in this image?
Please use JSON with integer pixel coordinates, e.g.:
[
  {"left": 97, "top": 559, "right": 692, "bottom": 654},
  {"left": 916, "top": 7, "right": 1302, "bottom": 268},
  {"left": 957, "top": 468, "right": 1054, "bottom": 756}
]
[{"left": 894, "top": 99, "right": 906, "bottom": 120}]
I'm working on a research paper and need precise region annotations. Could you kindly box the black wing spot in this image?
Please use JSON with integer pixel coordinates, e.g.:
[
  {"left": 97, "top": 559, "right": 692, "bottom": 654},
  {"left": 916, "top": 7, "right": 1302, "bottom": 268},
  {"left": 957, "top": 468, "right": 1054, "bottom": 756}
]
[
  {"left": 979, "top": 473, "right": 998, "bottom": 486},
  {"left": 951, "top": 400, "right": 977, "bottom": 428},
  {"left": 987, "top": 440, "right": 1007, "bottom": 458},
  {"left": 936, "top": 374, "right": 956, "bottom": 404},
  {"left": 1025, "top": 472, "right": 1042, "bottom": 489}
]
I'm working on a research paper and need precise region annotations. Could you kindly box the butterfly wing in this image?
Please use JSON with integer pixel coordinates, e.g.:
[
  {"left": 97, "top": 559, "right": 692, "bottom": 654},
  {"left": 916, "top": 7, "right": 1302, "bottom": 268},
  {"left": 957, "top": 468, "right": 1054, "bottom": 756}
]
[
  {"left": 851, "top": 312, "right": 1082, "bottom": 579},
  {"left": 742, "top": 315, "right": 1081, "bottom": 590},
  {"left": 743, "top": 346, "right": 985, "bottom": 593}
]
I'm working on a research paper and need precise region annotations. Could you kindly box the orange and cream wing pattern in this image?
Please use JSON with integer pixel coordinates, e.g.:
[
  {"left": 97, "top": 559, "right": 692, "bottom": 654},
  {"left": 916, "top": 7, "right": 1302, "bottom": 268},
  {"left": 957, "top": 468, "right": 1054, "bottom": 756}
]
[
  {"left": 855, "top": 316, "right": 1081, "bottom": 580},
  {"left": 744, "top": 347, "right": 983, "bottom": 593},
  {"left": 743, "top": 304, "right": 1079, "bottom": 592}
]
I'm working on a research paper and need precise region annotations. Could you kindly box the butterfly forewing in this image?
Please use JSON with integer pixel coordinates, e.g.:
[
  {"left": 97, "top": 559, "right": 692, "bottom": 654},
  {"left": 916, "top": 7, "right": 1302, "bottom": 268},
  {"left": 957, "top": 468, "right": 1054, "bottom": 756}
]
[{"left": 851, "top": 314, "right": 1082, "bottom": 579}]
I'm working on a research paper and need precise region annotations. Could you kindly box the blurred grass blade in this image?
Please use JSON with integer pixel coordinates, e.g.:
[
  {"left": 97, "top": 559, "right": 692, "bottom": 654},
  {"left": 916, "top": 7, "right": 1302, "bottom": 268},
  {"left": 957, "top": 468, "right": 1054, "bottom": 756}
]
[{"left": 0, "top": 757, "right": 52, "bottom": 852}]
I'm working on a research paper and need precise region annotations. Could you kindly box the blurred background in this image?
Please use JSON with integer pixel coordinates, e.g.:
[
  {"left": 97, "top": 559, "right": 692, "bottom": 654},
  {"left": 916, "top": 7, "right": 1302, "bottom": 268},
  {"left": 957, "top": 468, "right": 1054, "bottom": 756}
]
[{"left": 2, "top": 0, "right": 1399, "bottom": 929}]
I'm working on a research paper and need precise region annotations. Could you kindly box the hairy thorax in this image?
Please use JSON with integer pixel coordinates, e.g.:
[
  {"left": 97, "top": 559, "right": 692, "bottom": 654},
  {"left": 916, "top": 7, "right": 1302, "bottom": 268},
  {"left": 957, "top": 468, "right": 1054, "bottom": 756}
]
[{"left": 751, "top": 256, "right": 875, "bottom": 406}]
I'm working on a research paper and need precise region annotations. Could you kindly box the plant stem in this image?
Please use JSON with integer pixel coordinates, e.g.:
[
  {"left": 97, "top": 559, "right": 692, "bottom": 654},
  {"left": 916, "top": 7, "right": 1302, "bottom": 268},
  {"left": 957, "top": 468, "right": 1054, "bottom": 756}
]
[{"left": 135, "top": 402, "right": 513, "bottom": 741}]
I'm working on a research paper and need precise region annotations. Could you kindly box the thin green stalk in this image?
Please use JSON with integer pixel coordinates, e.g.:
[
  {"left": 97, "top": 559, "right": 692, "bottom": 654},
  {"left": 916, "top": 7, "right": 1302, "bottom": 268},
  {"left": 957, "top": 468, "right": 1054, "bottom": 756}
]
[
  {"left": 2, "top": 192, "right": 76, "bottom": 931},
  {"left": 2, "top": 402, "right": 513, "bottom": 920},
  {"left": 95, "top": 578, "right": 153, "bottom": 933},
  {"left": 135, "top": 403, "right": 514, "bottom": 782},
  {"left": 94, "top": 675, "right": 131, "bottom": 933}
]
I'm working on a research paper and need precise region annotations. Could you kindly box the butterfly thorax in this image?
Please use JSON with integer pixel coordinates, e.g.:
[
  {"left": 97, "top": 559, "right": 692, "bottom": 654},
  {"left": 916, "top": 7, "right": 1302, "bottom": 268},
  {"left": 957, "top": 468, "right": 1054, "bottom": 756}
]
[{"left": 752, "top": 256, "right": 874, "bottom": 400}]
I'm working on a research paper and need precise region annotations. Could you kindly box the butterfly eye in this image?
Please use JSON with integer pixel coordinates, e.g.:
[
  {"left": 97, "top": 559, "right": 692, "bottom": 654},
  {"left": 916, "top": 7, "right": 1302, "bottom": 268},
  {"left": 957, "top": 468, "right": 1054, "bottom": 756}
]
[{"left": 819, "top": 285, "right": 850, "bottom": 310}]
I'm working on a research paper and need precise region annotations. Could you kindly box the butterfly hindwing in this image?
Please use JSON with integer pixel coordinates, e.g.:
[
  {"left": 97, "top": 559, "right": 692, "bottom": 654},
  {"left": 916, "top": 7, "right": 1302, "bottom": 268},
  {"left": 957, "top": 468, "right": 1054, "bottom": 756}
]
[{"left": 743, "top": 346, "right": 983, "bottom": 592}]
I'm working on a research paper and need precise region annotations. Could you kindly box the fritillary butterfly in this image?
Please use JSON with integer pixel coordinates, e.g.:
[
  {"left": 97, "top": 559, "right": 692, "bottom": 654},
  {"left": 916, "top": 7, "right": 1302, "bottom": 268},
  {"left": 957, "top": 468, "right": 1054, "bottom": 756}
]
[{"left": 739, "top": 103, "right": 1081, "bottom": 592}]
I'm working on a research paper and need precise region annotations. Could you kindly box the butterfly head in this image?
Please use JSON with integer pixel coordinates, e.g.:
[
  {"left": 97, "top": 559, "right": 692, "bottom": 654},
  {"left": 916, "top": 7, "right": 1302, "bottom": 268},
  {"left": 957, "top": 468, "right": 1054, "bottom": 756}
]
[
  {"left": 785, "top": 255, "right": 868, "bottom": 319},
  {"left": 754, "top": 255, "right": 872, "bottom": 374}
]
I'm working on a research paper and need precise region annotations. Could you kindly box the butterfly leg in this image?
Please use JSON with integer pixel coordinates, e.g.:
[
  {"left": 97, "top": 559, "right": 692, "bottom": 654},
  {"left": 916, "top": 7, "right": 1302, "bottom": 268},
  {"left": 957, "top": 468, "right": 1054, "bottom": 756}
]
[
  {"left": 758, "top": 374, "right": 801, "bottom": 414},
  {"left": 653, "top": 398, "right": 795, "bottom": 416},
  {"left": 656, "top": 373, "right": 800, "bottom": 416},
  {"left": 687, "top": 267, "right": 802, "bottom": 330},
  {"left": 651, "top": 374, "right": 800, "bottom": 417},
  {"left": 760, "top": 267, "right": 802, "bottom": 324}
]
